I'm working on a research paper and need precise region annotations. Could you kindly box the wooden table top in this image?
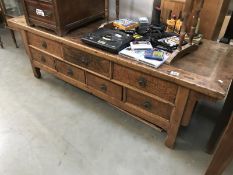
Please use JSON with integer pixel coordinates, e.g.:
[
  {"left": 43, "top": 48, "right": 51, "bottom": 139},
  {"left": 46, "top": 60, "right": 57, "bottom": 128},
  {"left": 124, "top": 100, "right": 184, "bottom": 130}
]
[{"left": 8, "top": 16, "right": 233, "bottom": 100}]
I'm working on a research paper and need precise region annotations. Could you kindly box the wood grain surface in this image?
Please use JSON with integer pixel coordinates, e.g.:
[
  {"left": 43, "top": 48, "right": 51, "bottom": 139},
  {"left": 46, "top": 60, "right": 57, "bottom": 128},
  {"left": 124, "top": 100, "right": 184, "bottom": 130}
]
[{"left": 8, "top": 16, "right": 233, "bottom": 100}]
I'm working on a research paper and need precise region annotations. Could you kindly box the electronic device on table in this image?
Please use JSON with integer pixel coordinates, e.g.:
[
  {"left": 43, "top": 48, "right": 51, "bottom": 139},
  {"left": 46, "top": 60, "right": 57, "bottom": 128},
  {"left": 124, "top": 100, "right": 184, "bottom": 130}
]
[{"left": 82, "top": 28, "right": 134, "bottom": 54}]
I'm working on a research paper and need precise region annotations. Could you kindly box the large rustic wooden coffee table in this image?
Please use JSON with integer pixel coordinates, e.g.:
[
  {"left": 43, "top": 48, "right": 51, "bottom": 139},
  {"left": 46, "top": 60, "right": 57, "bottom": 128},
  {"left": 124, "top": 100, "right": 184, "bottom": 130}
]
[{"left": 8, "top": 16, "right": 233, "bottom": 149}]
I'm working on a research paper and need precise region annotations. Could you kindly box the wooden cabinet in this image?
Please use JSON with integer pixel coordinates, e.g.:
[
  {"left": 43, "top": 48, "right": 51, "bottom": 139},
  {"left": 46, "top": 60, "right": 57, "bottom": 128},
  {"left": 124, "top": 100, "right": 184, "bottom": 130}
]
[
  {"left": 22, "top": 0, "right": 106, "bottom": 36},
  {"left": 10, "top": 16, "right": 233, "bottom": 149}
]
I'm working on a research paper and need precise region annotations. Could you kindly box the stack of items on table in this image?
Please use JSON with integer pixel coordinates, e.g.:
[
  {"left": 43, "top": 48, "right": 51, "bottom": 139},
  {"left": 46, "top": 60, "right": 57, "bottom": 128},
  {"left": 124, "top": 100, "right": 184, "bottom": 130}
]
[{"left": 82, "top": 16, "right": 191, "bottom": 68}]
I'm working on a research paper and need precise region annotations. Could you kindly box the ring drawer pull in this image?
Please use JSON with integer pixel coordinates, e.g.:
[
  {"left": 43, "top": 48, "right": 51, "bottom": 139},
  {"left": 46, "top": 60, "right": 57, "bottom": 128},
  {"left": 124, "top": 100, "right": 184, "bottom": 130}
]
[
  {"left": 143, "top": 101, "right": 152, "bottom": 109},
  {"left": 80, "top": 57, "right": 89, "bottom": 66},
  {"left": 41, "top": 41, "right": 47, "bottom": 49},
  {"left": 67, "top": 68, "right": 74, "bottom": 76},
  {"left": 138, "top": 77, "right": 147, "bottom": 87},
  {"left": 41, "top": 56, "right": 46, "bottom": 63},
  {"left": 100, "top": 84, "right": 107, "bottom": 92}
]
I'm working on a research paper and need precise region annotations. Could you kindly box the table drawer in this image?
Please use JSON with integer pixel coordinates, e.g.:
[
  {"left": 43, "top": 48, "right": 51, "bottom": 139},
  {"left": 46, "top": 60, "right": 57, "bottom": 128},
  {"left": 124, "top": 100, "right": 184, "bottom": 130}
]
[
  {"left": 28, "top": 32, "right": 62, "bottom": 57},
  {"left": 30, "top": 48, "right": 55, "bottom": 69},
  {"left": 63, "top": 46, "right": 110, "bottom": 77},
  {"left": 113, "top": 64, "right": 178, "bottom": 103},
  {"left": 56, "top": 61, "right": 85, "bottom": 83},
  {"left": 126, "top": 89, "right": 173, "bottom": 120},
  {"left": 86, "top": 73, "right": 122, "bottom": 100},
  {"left": 24, "top": 0, "right": 55, "bottom": 24}
]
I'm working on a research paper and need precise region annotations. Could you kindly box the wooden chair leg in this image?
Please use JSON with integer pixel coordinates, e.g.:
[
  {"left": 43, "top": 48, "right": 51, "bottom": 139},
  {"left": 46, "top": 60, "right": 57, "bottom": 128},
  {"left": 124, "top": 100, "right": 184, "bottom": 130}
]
[
  {"left": 206, "top": 81, "right": 233, "bottom": 154},
  {"left": 205, "top": 114, "right": 233, "bottom": 175},
  {"left": 9, "top": 29, "right": 18, "bottom": 48}
]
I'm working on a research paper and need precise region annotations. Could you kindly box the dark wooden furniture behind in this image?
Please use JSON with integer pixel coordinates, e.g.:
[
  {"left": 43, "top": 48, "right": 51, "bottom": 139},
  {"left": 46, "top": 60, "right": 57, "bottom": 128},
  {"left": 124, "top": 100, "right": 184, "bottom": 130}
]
[
  {"left": 205, "top": 113, "right": 233, "bottom": 175},
  {"left": 22, "top": 0, "right": 106, "bottom": 36},
  {"left": 8, "top": 16, "right": 233, "bottom": 149},
  {"left": 205, "top": 80, "right": 233, "bottom": 175},
  {"left": 207, "top": 81, "right": 233, "bottom": 154}
]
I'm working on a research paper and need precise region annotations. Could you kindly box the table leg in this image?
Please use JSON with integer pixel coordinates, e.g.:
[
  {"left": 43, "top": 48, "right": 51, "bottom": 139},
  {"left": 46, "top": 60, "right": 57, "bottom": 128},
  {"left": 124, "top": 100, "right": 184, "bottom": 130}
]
[
  {"left": 9, "top": 29, "right": 18, "bottom": 48},
  {"left": 0, "top": 35, "right": 3, "bottom": 48},
  {"left": 165, "top": 87, "right": 189, "bottom": 148},
  {"left": 19, "top": 30, "right": 41, "bottom": 78},
  {"left": 205, "top": 114, "right": 233, "bottom": 175},
  {"left": 181, "top": 91, "right": 198, "bottom": 126},
  {"left": 32, "top": 67, "right": 41, "bottom": 79},
  {"left": 206, "top": 81, "right": 233, "bottom": 154}
]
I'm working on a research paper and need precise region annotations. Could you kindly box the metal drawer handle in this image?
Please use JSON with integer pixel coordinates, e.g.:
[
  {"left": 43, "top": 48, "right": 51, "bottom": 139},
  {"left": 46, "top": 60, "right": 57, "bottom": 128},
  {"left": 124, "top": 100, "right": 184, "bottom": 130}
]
[
  {"left": 67, "top": 68, "right": 73, "bottom": 76},
  {"left": 143, "top": 101, "right": 152, "bottom": 109},
  {"left": 138, "top": 77, "right": 147, "bottom": 87},
  {"left": 41, "top": 56, "right": 46, "bottom": 63},
  {"left": 41, "top": 41, "right": 47, "bottom": 49},
  {"left": 80, "top": 57, "right": 89, "bottom": 66},
  {"left": 100, "top": 84, "right": 107, "bottom": 92}
]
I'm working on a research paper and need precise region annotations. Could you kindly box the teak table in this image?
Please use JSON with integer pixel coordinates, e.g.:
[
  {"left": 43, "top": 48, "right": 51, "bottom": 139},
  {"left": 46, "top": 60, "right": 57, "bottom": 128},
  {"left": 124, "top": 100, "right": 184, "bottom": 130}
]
[{"left": 8, "top": 16, "right": 233, "bottom": 149}]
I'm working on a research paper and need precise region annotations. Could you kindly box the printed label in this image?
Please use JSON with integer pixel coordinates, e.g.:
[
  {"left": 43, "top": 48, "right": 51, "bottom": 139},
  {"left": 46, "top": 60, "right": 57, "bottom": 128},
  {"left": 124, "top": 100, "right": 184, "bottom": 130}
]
[{"left": 36, "top": 9, "right": 45, "bottom": 17}]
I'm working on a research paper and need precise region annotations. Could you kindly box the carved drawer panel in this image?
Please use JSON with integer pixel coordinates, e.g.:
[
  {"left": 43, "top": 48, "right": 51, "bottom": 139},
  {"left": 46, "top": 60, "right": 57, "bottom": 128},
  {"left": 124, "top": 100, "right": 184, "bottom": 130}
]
[
  {"left": 126, "top": 89, "right": 173, "bottom": 120},
  {"left": 63, "top": 46, "right": 110, "bottom": 77},
  {"left": 86, "top": 73, "right": 122, "bottom": 100},
  {"left": 30, "top": 48, "right": 55, "bottom": 69},
  {"left": 56, "top": 61, "right": 85, "bottom": 84},
  {"left": 27, "top": 32, "right": 62, "bottom": 57},
  {"left": 24, "top": 0, "right": 55, "bottom": 24},
  {"left": 113, "top": 64, "right": 178, "bottom": 103}
]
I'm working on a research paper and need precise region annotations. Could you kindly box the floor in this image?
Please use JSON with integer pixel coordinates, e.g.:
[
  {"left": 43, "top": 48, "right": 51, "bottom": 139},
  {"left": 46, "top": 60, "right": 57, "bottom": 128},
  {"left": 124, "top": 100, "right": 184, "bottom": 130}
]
[{"left": 0, "top": 28, "right": 233, "bottom": 175}]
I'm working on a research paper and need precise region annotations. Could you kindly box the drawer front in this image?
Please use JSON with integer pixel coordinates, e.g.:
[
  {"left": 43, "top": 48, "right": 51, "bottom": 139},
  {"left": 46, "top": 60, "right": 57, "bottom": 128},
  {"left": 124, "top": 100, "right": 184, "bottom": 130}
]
[
  {"left": 30, "top": 48, "right": 55, "bottom": 69},
  {"left": 86, "top": 73, "right": 122, "bottom": 100},
  {"left": 56, "top": 61, "right": 85, "bottom": 83},
  {"left": 126, "top": 89, "right": 173, "bottom": 120},
  {"left": 63, "top": 46, "right": 110, "bottom": 77},
  {"left": 113, "top": 64, "right": 178, "bottom": 103},
  {"left": 28, "top": 33, "right": 62, "bottom": 57},
  {"left": 25, "top": 0, "right": 55, "bottom": 24}
]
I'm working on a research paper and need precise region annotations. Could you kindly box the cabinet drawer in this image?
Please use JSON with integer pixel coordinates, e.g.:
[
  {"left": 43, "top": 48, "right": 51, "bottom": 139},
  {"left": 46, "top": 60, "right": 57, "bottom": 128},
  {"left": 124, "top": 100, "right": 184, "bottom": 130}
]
[
  {"left": 86, "top": 73, "right": 122, "bottom": 100},
  {"left": 56, "top": 61, "right": 85, "bottom": 83},
  {"left": 113, "top": 64, "right": 178, "bottom": 103},
  {"left": 63, "top": 46, "right": 110, "bottom": 77},
  {"left": 30, "top": 48, "right": 55, "bottom": 69},
  {"left": 24, "top": 0, "right": 55, "bottom": 24},
  {"left": 126, "top": 89, "right": 173, "bottom": 120},
  {"left": 27, "top": 32, "right": 62, "bottom": 57}
]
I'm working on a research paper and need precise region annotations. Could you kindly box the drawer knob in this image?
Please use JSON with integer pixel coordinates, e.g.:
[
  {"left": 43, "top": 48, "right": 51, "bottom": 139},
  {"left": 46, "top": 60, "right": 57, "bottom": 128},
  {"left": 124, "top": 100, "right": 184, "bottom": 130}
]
[
  {"left": 41, "top": 56, "right": 46, "bottom": 63},
  {"left": 143, "top": 101, "right": 152, "bottom": 109},
  {"left": 138, "top": 77, "right": 147, "bottom": 87},
  {"left": 67, "top": 68, "right": 73, "bottom": 76},
  {"left": 80, "top": 57, "right": 89, "bottom": 66},
  {"left": 41, "top": 41, "right": 47, "bottom": 49},
  {"left": 100, "top": 84, "right": 107, "bottom": 92}
]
